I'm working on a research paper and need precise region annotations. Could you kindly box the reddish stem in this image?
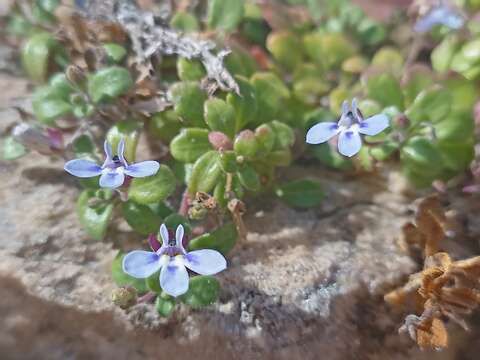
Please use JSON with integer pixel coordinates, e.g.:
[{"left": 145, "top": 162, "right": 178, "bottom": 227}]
[
  {"left": 178, "top": 190, "right": 190, "bottom": 216},
  {"left": 137, "top": 291, "right": 157, "bottom": 304}
]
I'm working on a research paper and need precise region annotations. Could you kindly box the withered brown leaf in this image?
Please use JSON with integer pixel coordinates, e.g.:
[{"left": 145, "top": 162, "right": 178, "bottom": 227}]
[
  {"left": 401, "top": 195, "right": 449, "bottom": 257},
  {"left": 387, "top": 196, "right": 480, "bottom": 350}
]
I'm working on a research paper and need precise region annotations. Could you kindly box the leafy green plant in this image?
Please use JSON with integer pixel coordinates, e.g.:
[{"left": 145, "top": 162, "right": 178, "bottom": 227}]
[{"left": 4, "top": 0, "right": 479, "bottom": 325}]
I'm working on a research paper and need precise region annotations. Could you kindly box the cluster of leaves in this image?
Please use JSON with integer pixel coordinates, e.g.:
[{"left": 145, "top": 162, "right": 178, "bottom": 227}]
[
  {"left": 3, "top": 0, "right": 480, "bottom": 319},
  {"left": 385, "top": 196, "right": 480, "bottom": 350}
]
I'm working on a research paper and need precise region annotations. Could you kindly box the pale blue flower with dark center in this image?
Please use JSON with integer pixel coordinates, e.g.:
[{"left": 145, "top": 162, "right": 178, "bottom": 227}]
[
  {"left": 306, "top": 99, "right": 389, "bottom": 157},
  {"left": 64, "top": 139, "right": 159, "bottom": 189},
  {"left": 414, "top": 2, "right": 464, "bottom": 33},
  {"left": 122, "top": 224, "right": 227, "bottom": 297}
]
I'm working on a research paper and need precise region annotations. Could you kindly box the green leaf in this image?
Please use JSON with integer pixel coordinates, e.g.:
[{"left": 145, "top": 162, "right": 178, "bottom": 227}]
[
  {"left": 177, "top": 58, "right": 206, "bottom": 81},
  {"left": 32, "top": 87, "right": 72, "bottom": 125},
  {"left": 270, "top": 120, "right": 295, "bottom": 150},
  {"left": 311, "top": 143, "right": 353, "bottom": 170},
  {"left": 111, "top": 253, "right": 148, "bottom": 294},
  {"left": 148, "top": 202, "right": 175, "bottom": 218},
  {"left": 1, "top": 137, "right": 27, "bottom": 160},
  {"left": 435, "top": 113, "right": 474, "bottom": 143},
  {"left": 405, "top": 86, "right": 452, "bottom": 125},
  {"left": 255, "top": 124, "right": 276, "bottom": 154},
  {"left": 400, "top": 136, "right": 443, "bottom": 177},
  {"left": 403, "top": 66, "right": 434, "bottom": 105},
  {"left": 251, "top": 72, "right": 290, "bottom": 124},
  {"left": 431, "top": 35, "right": 460, "bottom": 73},
  {"left": 129, "top": 165, "right": 176, "bottom": 204},
  {"left": 226, "top": 76, "right": 257, "bottom": 131},
  {"left": 180, "top": 276, "right": 220, "bottom": 308},
  {"left": 170, "top": 11, "right": 200, "bottom": 32},
  {"left": 219, "top": 151, "right": 238, "bottom": 173},
  {"left": 163, "top": 214, "right": 192, "bottom": 235},
  {"left": 438, "top": 140, "right": 474, "bottom": 173},
  {"left": 444, "top": 77, "right": 479, "bottom": 113},
  {"left": 155, "top": 293, "right": 176, "bottom": 317},
  {"left": 237, "top": 163, "right": 260, "bottom": 192},
  {"left": 357, "top": 99, "right": 381, "bottom": 118},
  {"left": 264, "top": 149, "right": 292, "bottom": 167},
  {"left": 7, "top": 14, "right": 34, "bottom": 37},
  {"left": 106, "top": 120, "right": 140, "bottom": 162},
  {"left": 21, "top": 32, "right": 61, "bottom": 83},
  {"left": 356, "top": 19, "right": 386, "bottom": 46},
  {"left": 370, "top": 140, "right": 399, "bottom": 161},
  {"left": 37, "top": 0, "right": 60, "bottom": 13},
  {"left": 188, "top": 151, "right": 222, "bottom": 195},
  {"left": 204, "top": 98, "right": 236, "bottom": 139},
  {"left": 122, "top": 201, "right": 162, "bottom": 235},
  {"left": 76, "top": 190, "right": 114, "bottom": 240},
  {"left": 371, "top": 46, "right": 404, "bottom": 74},
  {"left": 103, "top": 43, "right": 127, "bottom": 63},
  {"left": 72, "top": 135, "right": 95, "bottom": 155},
  {"left": 188, "top": 222, "right": 238, "bottom": 255},
  {"left": 303, "top": 32, "right": 355, "bottom": 70},
  {"left": 364, "top": 72, "right": 404, "bottom": 109},
  {"left": 170, "top": 128, "right": 212, "bottom": 163},
  {"left": 146, "top": 271, "right": 162, "bottom": 293},
  {"left": 170, "top": 82, "right": 207, "bottom": 127},
  {"left": 224, "top": 48, "right": 258, "bottom": 78},
  {"left": 213, "top": 176, "right": 228, "bottom": 208},
  {"left": 266, "top": 31, "right": 303, "bottom": 71},
  {"left": 149, "top": 110, "right": 182, "bottom": 143},
  {"left": 275, "top": 179, "right": 324, "bottom": 208},
  {"left": 234, "top": 130, "right": 259, "bottom": 158},
  {"left": 88, "top": 66, "right": 133, "bottom": 103},
  {"left": 207, "top": 0, "right": 244, "bottom": 32},
  {"left": 49, "top": 73, "right": 75, "bottom": 98}
]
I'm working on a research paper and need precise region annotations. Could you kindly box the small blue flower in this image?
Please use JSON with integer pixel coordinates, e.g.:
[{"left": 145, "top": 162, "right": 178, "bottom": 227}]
[
  {"left": 64, "top": 139, "right": 160, "bottom": 189},
  {"left": 306, "top": 99, "right": 389, "bottom": 157},
  {"left": 122, "top": 224, "right": 227, "bottom": 297},
  {"left": 414, "top": 3, "right": 464, "bottom": 33}
]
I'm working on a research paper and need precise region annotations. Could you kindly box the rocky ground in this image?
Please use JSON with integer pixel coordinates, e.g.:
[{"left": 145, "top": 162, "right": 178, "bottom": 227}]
[{"left": 1, "top": 63, "right": 480, "bottom": 360}]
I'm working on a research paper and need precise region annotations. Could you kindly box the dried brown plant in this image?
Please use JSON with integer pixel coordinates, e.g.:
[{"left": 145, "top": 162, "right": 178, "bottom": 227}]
[{"left": 385, "top": 196, "right": 480, "bottom": 350}]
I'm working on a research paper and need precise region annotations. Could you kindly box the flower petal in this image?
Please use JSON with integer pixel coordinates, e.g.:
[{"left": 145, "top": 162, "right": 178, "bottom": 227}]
[
  {"left": 124, "top": 161, "right": 160, "bottom": 178},
  {"left": 64, "top": 159, "right": 102, "bottom": 178},
  {"left": 414, "top": 6, "right": 463, "bottom": 33},
  {"left": 176, "top": 224, "right": 185, "bottom": 251},
  {"left": 160, "top": 259, "right": 189, "bottom": 297},
  {"left": 441, "top": 11, "right": 464, "bottom": 29},
  {"left": 351, "top": 98, "right": 358, "bottom": 115},
  {"left": 122, "top": 250, "right": 161, "bottom": 278},
  {"left": 358, "top": 114, "right": 389, "bottom": 136},
  {"left": 306, "top": 122, "right": 340, "bottom": 144},
  {"left": 104, "top": 141, "right": 113, "bottom": 161},
  {"left": 184, "top": 249, "right": 227, "bottom": 275},
  {"left": 338, "top": 129, "right": 362, "bottom": 157},
  {"left": 117, "top": 138, "right": 128, "bottom": 166},
  {"left": 99, "top": 170, "right": 125, "bottom": 188},
  {"left": 341, "top": 100, "right": 349, "bottom": 115},
  {"left": 159, "top": 223, "right": 169, "bottom": 246}
]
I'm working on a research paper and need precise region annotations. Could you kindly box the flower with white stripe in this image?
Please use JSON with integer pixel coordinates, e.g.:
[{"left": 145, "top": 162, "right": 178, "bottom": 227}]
[
  {"left": 306, "top": 99, "right": 389, "bottom": 157},
  {"left": 122, "top": 224, "right": 227, "bottom": 297},
  {"left": 64, "top": 139, "right": 159, "bottom": 189}
]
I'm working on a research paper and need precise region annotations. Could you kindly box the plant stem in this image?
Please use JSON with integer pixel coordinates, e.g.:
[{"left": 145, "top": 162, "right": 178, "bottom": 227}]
[
  {"left": 137, "top": 291, "right": 157, "bottom": 304},
  {"left": 178, "top": 190, "right": 190, "bottom": 216}
]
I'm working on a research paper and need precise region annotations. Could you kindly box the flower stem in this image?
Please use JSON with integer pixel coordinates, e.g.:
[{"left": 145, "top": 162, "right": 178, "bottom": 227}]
[
  {"left": 137, "top": 291, "right": 157, "bottom": 304},
  {"left": 178, "top": 190, "right": 190, "bottom": 216}
]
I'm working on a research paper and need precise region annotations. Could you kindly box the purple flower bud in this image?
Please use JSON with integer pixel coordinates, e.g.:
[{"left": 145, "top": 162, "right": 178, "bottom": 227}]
[{"left": 208, "top": 131, "right": 233, "bottom": 150}]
